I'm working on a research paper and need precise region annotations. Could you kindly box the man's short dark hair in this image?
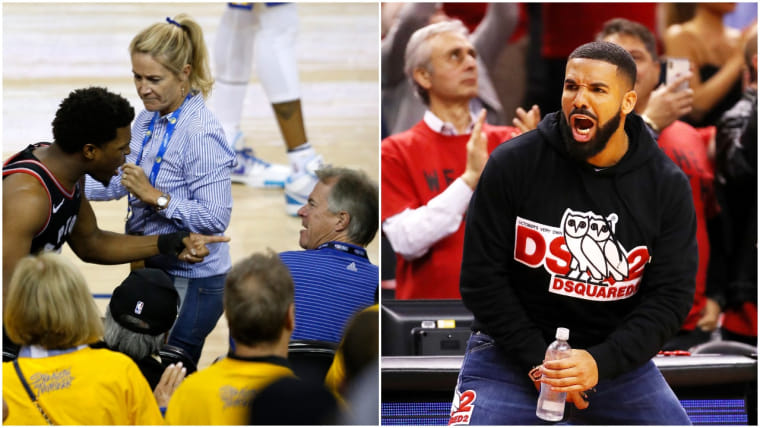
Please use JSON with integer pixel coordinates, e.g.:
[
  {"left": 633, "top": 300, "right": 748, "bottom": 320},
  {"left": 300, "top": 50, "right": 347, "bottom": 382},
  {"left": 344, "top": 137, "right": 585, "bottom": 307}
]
[
  {"left": 316, "top": 166, "right": 379, "bottom": 247},
  {"left": 597, "top": 18, "right": 659, "bottom": 62},
  {"left": 224, "top": 251, "right": 294, "bottom": 347},
  {"left": 569, "top": 41, "right": 638, "bottom": 90},
  {"left": 52, "top": 87, "right": 135, "bottom": 154}
]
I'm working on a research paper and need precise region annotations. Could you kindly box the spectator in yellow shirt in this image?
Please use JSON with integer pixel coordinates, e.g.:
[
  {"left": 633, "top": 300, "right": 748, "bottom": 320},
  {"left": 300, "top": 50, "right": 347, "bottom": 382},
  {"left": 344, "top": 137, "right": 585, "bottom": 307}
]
[
  {"left": 165, "top": 250, "right": 297, "bottom": 425},
  {"left": 2, "top": 252, "right": 164, "bottom": 425}
]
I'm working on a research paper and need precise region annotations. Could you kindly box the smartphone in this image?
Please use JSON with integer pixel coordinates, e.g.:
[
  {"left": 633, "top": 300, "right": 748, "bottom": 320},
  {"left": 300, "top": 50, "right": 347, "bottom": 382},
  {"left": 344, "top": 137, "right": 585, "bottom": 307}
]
[{"left": 665, "top": 58, "right": 690, "bottom": 91}]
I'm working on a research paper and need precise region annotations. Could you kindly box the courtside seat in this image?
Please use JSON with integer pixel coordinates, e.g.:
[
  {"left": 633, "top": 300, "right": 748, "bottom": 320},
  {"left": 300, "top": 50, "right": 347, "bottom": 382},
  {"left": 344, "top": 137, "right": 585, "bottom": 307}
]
[
  {"left": 3, "top": 349, "right": 18, "bottom": 362},
  {"left": 159, "top": 344, "right": 198, "bottom": 374},
  {"left": 287, "top": 340, "right": 339, "bottom": 383}
]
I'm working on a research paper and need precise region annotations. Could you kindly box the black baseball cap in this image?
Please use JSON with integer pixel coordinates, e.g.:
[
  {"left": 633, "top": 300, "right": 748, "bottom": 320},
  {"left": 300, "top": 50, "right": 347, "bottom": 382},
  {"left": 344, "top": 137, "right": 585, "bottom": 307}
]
[{"left": 109, "top": 268, "right": 179, "bottom": 336}]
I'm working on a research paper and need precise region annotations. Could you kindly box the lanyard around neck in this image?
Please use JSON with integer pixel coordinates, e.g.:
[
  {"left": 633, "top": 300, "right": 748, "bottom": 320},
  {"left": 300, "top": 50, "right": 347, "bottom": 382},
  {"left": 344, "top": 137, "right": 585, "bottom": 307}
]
[
  {"left": 135, "top": 92, "right": 193, "bottom": 186},
  {"left": 317, "top": 241, "right": 369, "bottom": 260}
]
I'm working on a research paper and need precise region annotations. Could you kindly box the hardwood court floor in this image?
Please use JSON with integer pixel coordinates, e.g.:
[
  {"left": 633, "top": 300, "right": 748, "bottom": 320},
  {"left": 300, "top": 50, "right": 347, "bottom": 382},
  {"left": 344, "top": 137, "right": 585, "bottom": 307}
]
[{"left": 3, "top": 2, "right": 379, "bottom": 370}]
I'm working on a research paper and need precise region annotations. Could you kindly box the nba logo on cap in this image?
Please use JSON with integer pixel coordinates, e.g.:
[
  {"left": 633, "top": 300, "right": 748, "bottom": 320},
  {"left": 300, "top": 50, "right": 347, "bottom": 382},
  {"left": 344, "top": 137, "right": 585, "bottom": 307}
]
[{"left": 134, "top": 300, "right": 144, "bottom": 315}]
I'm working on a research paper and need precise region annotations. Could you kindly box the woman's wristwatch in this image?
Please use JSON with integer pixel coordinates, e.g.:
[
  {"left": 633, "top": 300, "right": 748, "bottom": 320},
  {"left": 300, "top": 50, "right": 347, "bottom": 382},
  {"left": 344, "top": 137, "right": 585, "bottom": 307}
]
[{"left": 156, "top": 193, "right": 170, "bottom": 211}]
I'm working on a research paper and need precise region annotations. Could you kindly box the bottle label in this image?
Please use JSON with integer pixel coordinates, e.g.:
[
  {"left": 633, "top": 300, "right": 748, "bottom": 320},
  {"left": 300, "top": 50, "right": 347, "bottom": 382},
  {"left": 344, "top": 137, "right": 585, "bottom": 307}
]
[{"left": 539, "top": 400, "right": 565, "bottom": 413}]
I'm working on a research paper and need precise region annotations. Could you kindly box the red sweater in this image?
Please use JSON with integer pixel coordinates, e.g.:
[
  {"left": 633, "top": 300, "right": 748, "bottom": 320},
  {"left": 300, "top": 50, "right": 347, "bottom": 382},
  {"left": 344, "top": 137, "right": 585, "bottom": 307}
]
[{"left": 382, "top": 120, "right": 518, "bottom": 299}]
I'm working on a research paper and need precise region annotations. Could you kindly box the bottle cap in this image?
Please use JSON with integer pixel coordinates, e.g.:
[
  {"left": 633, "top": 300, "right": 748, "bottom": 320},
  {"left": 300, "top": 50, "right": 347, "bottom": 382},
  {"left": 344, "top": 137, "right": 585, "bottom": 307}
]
[{"left": 556, "top": 327, "right": 569, "bottom": 341}]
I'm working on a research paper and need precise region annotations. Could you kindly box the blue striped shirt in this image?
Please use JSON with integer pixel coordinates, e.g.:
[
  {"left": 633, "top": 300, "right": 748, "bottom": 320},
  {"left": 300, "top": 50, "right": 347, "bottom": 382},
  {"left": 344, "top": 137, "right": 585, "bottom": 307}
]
[
  {"left": 280, "top": 242, "right": 379, "bottom": 343},
  {"left": 85, "top": 92, "right": 234, "bottom": 278}
]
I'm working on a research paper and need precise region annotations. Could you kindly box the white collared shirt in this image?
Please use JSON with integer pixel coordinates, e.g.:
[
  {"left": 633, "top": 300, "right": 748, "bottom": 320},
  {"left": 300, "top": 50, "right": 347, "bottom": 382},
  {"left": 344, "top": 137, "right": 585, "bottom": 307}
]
[
  {"left": 423, "top": 110, "right": 477, "bottom": 136},
  {"left": 384, "top": 110, "right": 477, "bottom": 261}
]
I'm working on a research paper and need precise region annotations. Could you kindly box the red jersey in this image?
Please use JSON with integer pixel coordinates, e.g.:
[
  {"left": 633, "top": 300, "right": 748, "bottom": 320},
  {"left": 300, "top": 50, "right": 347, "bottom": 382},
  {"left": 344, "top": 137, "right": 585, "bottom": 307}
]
[
  {"left": 723, "top": 303, "right": 758, "bottom": 337},
  {"left": 658, "top": 121, "right": 719, "bottom": 330}
]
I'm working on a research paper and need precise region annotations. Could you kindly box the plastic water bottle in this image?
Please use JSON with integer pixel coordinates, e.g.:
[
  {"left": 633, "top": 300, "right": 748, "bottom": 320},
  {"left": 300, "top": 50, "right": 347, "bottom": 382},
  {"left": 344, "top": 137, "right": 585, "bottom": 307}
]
[{"left": 536, "top": 327, "right": 571, "bottom": 421}]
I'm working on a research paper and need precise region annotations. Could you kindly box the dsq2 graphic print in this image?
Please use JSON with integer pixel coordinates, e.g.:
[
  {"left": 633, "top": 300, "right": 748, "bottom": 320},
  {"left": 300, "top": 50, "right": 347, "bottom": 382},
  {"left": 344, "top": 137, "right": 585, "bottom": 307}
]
[{"left": 515, "top": 208, "right": 651, "bottom": 301}]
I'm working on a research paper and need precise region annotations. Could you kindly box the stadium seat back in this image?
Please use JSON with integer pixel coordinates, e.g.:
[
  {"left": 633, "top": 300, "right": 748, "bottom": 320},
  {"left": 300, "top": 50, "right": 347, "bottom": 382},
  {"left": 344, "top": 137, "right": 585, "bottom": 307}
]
[
  {"left": 159, "top": 344, "right": 198, "bottom": 374},
  {"left": 287, "top": 340, "right": 339, "bottom": 383}
]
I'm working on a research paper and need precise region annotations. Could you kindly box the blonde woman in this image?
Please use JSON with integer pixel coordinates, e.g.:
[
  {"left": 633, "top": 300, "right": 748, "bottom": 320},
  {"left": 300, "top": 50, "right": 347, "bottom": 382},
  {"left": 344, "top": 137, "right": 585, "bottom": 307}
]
[
  {"left": 2, "top": 252, "right": 163, "bottom": 425},
  {"left": 86, "top": 14, "right": 235, "bottom": 365}
]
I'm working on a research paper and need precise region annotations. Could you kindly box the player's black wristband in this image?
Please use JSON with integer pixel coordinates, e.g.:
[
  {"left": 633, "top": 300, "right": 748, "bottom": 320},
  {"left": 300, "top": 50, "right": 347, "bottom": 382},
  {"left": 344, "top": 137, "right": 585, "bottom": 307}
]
[{"left": 157, "top": 231, "right": 190, "bottom": 256}]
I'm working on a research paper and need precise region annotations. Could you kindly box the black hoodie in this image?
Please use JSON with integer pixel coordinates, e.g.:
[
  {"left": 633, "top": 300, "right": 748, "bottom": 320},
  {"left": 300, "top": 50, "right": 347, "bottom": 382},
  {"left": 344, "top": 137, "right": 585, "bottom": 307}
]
[{"left": 460, "top": 111, "right": 697, "bottom": 381}]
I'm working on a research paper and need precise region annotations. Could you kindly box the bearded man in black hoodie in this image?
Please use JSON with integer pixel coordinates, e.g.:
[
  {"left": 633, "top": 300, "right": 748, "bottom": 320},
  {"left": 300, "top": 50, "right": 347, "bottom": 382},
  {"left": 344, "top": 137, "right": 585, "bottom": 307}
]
[{"left": 449, "top": 41, "right": 697, "bottom": 425}]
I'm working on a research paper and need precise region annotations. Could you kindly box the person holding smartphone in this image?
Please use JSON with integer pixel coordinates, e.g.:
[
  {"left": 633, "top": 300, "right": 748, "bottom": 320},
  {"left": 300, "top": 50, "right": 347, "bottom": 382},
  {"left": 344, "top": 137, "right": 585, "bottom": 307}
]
[
  {"left": 664, "top": 3, "right": 757, "bottom": 127},
  {"left": 598, "top": 18, "right": 720, "bottom": 351}
]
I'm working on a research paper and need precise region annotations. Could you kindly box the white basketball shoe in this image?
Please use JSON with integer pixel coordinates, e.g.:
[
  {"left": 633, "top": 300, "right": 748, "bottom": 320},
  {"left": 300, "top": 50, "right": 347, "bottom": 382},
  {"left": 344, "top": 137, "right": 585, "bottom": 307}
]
[
  {"left": 284, "top": 154, "right": 324, "bottom": 216},
  {"left": 229, "top": 133, "right": 290, "bottom": 188}
]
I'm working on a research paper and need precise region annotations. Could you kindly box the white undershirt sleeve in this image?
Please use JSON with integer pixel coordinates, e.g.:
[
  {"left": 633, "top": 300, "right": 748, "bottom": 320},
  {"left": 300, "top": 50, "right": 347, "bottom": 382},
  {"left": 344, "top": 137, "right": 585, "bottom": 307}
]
[{"left": 383, "top": 177, "right": 474, "bottom": 261}]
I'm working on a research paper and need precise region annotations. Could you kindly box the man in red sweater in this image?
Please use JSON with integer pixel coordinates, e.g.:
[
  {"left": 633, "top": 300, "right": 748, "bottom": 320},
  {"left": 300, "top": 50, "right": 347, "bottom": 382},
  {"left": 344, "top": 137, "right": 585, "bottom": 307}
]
[{"left": 381, "top": 19, "right": 534, "bottom": 299}]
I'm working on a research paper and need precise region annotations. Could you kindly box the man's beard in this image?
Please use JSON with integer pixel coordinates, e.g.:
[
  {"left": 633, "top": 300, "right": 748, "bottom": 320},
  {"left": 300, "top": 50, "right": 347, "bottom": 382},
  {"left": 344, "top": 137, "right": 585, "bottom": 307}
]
[{"left": 559, "top": 109, "right": 622, "bottom": 163}]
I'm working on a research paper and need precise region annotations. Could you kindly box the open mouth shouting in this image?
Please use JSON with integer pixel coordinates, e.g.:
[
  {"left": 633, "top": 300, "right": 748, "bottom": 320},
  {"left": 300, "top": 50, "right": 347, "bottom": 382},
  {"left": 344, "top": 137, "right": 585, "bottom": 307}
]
[{"left": 570, "top": 111, "right": 597, "bottom": 143}]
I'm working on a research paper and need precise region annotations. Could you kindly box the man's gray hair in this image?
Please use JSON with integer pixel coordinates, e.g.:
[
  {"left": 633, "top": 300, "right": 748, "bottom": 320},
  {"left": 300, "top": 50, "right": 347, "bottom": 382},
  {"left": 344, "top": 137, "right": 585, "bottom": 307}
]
[
  {"left": 316, "top": 166, "right": 378, "bottom": 247},
  {"left": 404, "top": 19, "right": 469, "bottom": 105},
  {"left": 104, "top": 307, "right": 165, "bottom": 360}
]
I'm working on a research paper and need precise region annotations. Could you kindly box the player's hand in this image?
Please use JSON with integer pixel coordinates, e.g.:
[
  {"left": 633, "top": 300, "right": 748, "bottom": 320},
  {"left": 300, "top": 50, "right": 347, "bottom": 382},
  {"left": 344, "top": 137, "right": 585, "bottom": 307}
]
[
  {"left": 461, "top": 109, "right": 489, "bottom": 189},
  {"left": 512, "top": 104, "right": 541, "bottom": 133},
  {"left": 121, "top": 163, "right": 159, "bottom": 204},
  {"left": 541, "top": 349, "right": 599, "bottom": 393},
  {"left": 153, "top": 362, "right": 187, "bottom": 408},
  {"left": 178, "top": 234, "right": 231, "bottom": 263}
]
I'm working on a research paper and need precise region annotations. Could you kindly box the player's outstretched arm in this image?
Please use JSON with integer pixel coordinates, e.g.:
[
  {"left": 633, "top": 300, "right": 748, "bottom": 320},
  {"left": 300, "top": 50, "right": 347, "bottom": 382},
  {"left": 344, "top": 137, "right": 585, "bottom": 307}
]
[
  {"left": 68, "top": 194, "right": 229, "bottom": 265},
  {"left": 68, "top": 195, "right": 159, "bottom": 264}
]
